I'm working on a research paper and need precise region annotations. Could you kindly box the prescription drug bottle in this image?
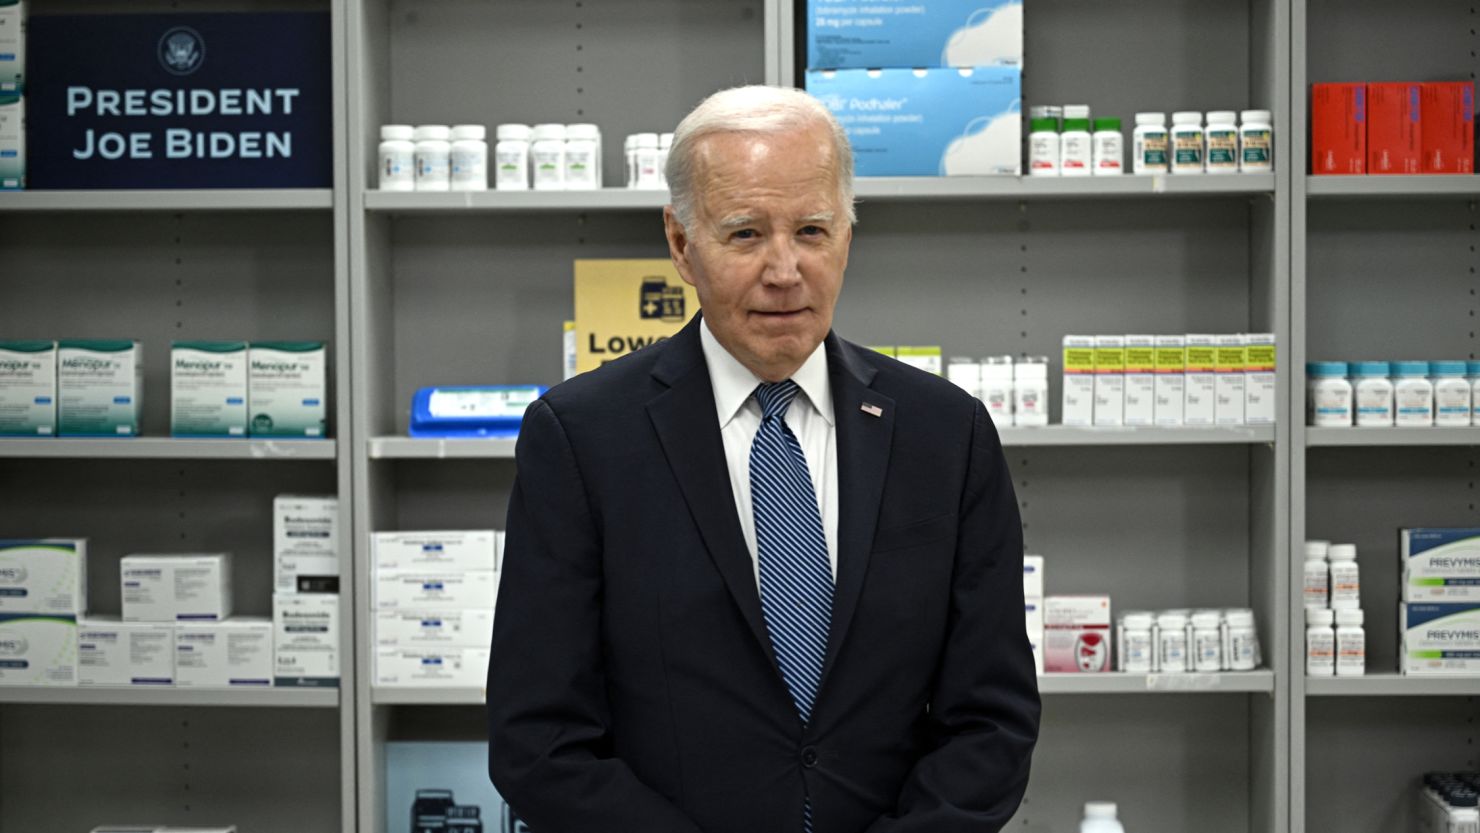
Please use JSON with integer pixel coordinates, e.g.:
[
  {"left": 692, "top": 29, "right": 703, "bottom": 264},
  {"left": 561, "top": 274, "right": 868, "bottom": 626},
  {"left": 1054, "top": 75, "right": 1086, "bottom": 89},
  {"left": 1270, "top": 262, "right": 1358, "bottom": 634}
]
[
  {"left": 413, "top": 125, "right": 451, "bottom": 192},
  {"left": 1353, "top": 361, "right": 1394, "bottom": 427},
  {"left": 1192, "top": 610, "right": 1223, "bottom": 672},
  {"left": 1013, "top": 356, "right": 1049, "bottom": 427},
  {"left": 1328, "top": 544, "right": 1360, "bottom": 610},
  {"left": 1307, "top": 362, "right": 1352, "bottom": 426},
  {"left": 1171, "top": 111, "right": 1205, "bottom": 174},
  {"left": 946, "top": 357, "right": 981, "bottom": 399},
  {"left": 1121, "top": 612, "right": 1155, "bottom": 674},
  {"left": 980, "top": 356, "right": 1013, "bottom": 424},
  {"left": 1028, "top": 117, "right": 1061, "bottom": 176},
  {"left": 1303, "top": 541, "right": 1329, "bottom": 609},
  {"left": 1157, "top": 611, "right": 1189, "bottom": 673},
  {"left": 564, "top": 123, "right": 602, "bottom": 190},
  {"left": 1470, "top": 361, "right": 1480, "bottom": 425},
  {"left": 1092, "top": 117, "right": 1123, "bottom": 175},
  {"left": 1240, "top": 109, "right": 1273, "bottom": 172},
  {"left": 531, "top": 123, "right": 568, "bottom": 191},
  {"left": 450, "top": 124, "right": 488, "bottom": 192},
  {"left": 1394, "top": 361, "right": 1434, "bottom": 427},
  {"left": 1335, "top": 608, "right": 1365, "bottom": 676},
  {"left": 494, "top": 124, "right": 532, "bottom": 191},
  {"left": 1205, "top": 110, "right": 1240, "bottom": 174},
  {"left": 1433, "top": 360, "right": 1472, "bottom": 427},
  {"left": 1060, "top": 117, "right": 1093, "bottom": 177},
  {"left": 378, "top": 125, "right": 415, "bottom": 191},
  {"left": 1305, "top": 608, "right": 1335, "bottom": 676},
  {"left": 1225, "top": 609, "right": 1259, "bottom": 671},
  {"left": 1133, "top": 112, "right": 1169, "bottom": 174}
]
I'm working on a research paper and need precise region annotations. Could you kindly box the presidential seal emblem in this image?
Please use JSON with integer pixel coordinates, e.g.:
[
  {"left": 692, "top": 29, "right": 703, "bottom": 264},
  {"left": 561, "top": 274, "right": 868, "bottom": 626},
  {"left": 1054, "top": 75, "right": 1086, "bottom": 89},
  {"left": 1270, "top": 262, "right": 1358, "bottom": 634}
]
[{"left": 158, "top": 26, "right": 206, "bottom": 76}]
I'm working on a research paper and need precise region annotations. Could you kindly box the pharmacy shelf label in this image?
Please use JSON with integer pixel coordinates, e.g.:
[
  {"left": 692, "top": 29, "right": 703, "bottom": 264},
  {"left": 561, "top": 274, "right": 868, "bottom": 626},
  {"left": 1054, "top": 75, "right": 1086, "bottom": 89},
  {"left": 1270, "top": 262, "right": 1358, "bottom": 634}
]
[{"left": 27, "top": 12, "right": 332, "bottom": 189}]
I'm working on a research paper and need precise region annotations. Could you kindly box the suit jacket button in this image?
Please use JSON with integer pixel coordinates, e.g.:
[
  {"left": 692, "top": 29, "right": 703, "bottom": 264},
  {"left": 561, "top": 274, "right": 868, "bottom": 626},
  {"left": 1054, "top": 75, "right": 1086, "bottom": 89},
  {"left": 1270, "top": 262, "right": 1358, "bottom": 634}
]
[{"left": 801, "top": 747, "right": 819, "bottom": 768}]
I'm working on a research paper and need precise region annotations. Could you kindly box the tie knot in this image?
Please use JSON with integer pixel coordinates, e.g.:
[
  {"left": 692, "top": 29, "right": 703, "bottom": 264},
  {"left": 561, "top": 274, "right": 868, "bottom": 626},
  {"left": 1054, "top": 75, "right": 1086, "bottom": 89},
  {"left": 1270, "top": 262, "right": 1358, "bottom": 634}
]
[{"left": 754, "top": 380, "right": 801, "bottom": 421}]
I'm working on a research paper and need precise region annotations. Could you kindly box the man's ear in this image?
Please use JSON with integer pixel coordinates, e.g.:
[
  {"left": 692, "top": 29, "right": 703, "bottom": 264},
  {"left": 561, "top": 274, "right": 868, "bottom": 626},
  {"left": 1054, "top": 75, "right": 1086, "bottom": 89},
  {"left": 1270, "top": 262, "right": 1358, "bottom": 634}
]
[{"left": 664, "top": 206, "right": 698, "bottom": 288}]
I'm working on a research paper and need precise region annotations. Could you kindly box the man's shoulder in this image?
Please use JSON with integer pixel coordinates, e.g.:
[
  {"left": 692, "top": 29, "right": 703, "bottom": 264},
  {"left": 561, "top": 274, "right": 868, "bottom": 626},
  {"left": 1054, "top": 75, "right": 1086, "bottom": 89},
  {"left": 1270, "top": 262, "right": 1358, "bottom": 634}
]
[{"left": 539, "top": 336, "right": 678, "bottom": 417}]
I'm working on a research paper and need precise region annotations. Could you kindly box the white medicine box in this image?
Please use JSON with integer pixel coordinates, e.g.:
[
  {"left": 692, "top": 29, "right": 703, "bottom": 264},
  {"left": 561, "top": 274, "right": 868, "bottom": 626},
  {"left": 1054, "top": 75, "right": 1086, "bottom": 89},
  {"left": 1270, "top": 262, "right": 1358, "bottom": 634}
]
[
  {"left": 274, "top": 495, "right": 339, "bottom": 593},
  {"left": 273, "top": 593, "right": 340, "bottom": 687},
  {"left": 374, "top": 570, "right": 498, "bottom": 611},
  {"left": 77, "top": 615, "right": 174, "bottom": 687},
  {"left": 121, "top": 554, "right": 232, "bottom": 622},
  {"left": 373, "top": 530, "right": 497, "bottom": 572},
  {"left": 0, "top": 614, "right": 77, "bottom": 686},
  {"left": 0, "top": 537, "right": 87, "bottom": 616},
  {"left": 174, "top": 618, "right": 272, "bottom": 688}
]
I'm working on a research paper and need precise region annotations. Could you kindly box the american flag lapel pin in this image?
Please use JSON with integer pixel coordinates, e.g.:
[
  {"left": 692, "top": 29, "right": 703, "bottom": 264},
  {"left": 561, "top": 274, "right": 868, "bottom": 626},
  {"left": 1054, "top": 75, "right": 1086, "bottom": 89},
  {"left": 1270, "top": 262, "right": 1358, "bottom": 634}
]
[{"left": 860, "top": 402, "right": 884, "bottom": 418}]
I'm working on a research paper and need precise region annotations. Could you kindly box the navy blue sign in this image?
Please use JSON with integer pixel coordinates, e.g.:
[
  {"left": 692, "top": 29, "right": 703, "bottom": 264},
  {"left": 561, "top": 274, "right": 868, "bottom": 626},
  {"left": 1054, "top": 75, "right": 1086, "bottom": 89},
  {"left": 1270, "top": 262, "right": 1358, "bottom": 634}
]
[{"left": 27, "top": 12, "right": 331, "bottom": 189}]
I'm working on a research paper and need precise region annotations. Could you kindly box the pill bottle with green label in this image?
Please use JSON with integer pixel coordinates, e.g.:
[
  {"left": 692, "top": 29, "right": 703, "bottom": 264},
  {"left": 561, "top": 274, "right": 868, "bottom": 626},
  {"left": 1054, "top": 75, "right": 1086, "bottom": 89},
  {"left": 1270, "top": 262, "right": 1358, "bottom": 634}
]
[
  {"left": 1170, "top": 111, "right": 1205, "bottom": 174},
  {"left": 1204, "top": 110, "right": 1239, "bottom": 174},
  {"left": 1239, "top": 109, "right": 1273, "bottom": 173}
]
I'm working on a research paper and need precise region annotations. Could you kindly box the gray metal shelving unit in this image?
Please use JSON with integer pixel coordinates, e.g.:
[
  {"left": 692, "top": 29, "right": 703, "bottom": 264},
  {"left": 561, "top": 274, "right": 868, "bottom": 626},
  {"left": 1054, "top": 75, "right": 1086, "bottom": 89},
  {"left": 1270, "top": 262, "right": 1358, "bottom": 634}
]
[
  {"left": 1291, "top": 2, "right": 1480, "bottom": 832},
  {"left": 0, "top": 0, "right": 356, "bottom": 830}
]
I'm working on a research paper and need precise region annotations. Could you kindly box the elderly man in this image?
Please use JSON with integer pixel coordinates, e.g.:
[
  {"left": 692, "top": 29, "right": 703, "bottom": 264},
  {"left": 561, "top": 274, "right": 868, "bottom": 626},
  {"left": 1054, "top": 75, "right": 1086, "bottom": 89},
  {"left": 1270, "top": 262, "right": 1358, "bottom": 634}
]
[{"left": 487, "top": 85, "right": 1039, "bottom": 833}]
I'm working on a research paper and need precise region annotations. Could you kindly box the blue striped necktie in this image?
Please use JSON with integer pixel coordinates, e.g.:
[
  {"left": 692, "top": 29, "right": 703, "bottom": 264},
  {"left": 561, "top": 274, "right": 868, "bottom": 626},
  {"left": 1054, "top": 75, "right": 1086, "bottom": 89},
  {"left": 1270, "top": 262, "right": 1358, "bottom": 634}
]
[{"left": 751, "top": 380, "right": 834, "bottom": 832}]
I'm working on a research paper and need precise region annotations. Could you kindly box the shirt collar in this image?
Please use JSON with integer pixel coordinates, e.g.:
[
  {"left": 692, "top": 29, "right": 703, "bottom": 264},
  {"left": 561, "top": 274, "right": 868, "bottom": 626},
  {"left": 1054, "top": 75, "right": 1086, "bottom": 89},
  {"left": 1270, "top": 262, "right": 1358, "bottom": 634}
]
[{"left": 699, "top": 318, "right": 834, "bottom": 428}]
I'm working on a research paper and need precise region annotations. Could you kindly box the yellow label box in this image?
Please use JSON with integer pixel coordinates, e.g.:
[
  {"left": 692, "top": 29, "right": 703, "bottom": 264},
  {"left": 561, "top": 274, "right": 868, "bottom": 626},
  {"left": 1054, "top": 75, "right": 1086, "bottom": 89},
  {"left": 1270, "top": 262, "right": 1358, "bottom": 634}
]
[{"left": 574, "top": 259, "right": 699, "bottom": 374}]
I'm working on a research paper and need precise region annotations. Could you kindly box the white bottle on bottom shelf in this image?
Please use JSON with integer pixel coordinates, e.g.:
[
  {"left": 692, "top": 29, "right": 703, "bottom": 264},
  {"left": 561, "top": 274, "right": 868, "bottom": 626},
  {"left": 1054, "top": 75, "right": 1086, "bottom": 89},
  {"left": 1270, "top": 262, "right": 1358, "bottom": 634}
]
[{"left": 1081, "top": 802, "right": 1126, "bottom": 833}]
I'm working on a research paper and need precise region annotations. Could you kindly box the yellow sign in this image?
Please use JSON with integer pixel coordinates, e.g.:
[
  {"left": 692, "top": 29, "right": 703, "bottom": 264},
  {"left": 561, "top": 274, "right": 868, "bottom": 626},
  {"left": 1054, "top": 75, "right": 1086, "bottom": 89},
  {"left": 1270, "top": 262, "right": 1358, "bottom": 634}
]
[{"left": 574, "top": 259, "right": 699, "bottom": 374}]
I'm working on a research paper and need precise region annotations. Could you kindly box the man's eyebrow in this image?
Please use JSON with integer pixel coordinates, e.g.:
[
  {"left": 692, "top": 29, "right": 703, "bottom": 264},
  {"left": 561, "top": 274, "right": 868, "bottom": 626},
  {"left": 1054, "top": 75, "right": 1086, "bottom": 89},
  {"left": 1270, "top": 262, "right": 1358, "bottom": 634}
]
[
  {"left": 799, "top": 211, "right": 835, "bottom": 224},
  {"left": 717, "top": 215, "right": 757, "bottom": 230}
]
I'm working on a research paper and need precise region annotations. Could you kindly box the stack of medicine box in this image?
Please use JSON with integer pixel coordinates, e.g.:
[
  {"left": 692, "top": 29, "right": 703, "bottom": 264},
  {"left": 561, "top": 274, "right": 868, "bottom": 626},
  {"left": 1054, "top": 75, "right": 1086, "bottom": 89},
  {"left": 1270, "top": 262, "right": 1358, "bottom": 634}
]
[
  {"left": 112, "top": 553, "right": 271, "bottom": 688},
  {"left": 1023, "top": 555, "right": 1044, "bottom": 674},
  {"left": 0, "top": 339, "right": 146, "bottom": 437},
  {"left": 1312, "top": 82, "right": 1474, "bottom": 175},
  {"left": 173, "top": 341, "right": 329, "bottom": 439},
  {"left": 0, "top": 538, "right": 85, "bottom": 686},
  {"left": 1399, "top": 528, "right": 1480, "bottom": 675},
  {"left": 0, "top": 0, "right": 24, "bottom": 190},
  {"left": 1062, "top": 334, "right": 1277, "bottom": 428},
  {"left": 374, "top": 530, "right": 502, "bottom": 688},
  {"left": 802, "top": 0, "right": 1022, "bottom": 177},
  {"left": 273, "top": 495, "right": 341, "bottom": 687}
]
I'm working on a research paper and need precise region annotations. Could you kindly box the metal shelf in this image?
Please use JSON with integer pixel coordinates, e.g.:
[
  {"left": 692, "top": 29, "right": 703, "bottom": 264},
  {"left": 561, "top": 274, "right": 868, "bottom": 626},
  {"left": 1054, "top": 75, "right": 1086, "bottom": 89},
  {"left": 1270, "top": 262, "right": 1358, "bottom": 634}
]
[
  {"left": 1038, "top": 670, "right": 1276, "bottom": 694},
  {"left": 367, "top": 428, "right": 1272, "bottom": 458},
  {"left": 1304, "top": 674, "right": 1480, "bottom": 697},
  {"left": 368, "top": 437, "right": 518, "bottom": 459},
  {"left": 1306, "top": 175, "right": 1480, "bottom": 198},
  {"left": 371, "top": 687, "right": 485, "bottom": 705},
  {"left": 855, "top": 174, "right": 1276, "bottom": 201},
  {"left": 0, "top": 438, "right": 338, "bottom": 460},
  {"left": 0, "top": 189, "right": 334, "bottom": 212},
  {"left": 361, "top": 175, "right": 1276, "bottom": 213},
  {"left": 363, "top": 188, "right": 670, "bottom": 213},
  {"left": 0, "top": 686, "right": 341, "bottom": 707},
  {"left": 998, "top": 425, "right": 1276, "bottom": 446},
  {"left": 1305, "top": 427, "right": 1480, "bottom": 447}
]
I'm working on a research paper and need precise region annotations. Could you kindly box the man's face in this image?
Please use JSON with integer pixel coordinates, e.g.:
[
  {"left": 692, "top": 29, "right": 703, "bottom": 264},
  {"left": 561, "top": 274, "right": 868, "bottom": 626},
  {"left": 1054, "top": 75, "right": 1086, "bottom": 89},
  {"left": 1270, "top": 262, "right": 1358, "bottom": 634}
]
[{"left": 664, "top": 125, "right": 852, "bottom": 382}]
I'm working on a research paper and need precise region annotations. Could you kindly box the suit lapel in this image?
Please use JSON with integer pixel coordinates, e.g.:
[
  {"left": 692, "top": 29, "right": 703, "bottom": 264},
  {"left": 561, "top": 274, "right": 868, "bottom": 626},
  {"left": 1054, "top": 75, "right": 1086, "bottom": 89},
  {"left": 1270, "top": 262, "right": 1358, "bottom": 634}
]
[
  {"left": 646, "top": 318, "right": 777, "bottom": 670},
  {"left": 819, "top": 335, "right": 893, "bottom": 691}
]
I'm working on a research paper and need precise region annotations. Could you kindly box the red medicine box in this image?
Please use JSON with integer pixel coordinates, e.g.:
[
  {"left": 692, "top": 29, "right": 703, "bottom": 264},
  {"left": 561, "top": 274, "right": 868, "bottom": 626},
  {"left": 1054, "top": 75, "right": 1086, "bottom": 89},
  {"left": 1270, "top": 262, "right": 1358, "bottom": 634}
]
[
  {"left": 1312, "top": 83, "right": 1366, "bottom": 174},
  {"left": 1421, "top": 82, "right": 1475, "bottom": 174},
  {"left": 1367, "top": 83, "right": 1422, "bottom": 174}
]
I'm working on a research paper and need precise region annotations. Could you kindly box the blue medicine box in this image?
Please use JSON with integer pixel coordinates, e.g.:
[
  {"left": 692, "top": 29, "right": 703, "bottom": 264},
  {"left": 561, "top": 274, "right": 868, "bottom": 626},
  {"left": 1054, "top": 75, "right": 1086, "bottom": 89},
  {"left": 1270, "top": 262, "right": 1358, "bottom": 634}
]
[
  {"left": 807, "top": 67, "right": 1021, "bottom": 177},
  {"left": 807, "top": 0, "right": 1023, "bottom": 70}
]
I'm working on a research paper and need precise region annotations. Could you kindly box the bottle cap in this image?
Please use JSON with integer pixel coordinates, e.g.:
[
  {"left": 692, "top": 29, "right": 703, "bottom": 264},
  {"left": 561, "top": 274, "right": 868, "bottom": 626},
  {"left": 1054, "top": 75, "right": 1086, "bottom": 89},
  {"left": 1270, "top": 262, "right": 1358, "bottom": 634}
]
[
  {"left": 381, "top": 125, "right": 414, "bottom": 141},
  {"left": 1135, "top": 112, "right": 1166, "bottom": 125},
  {"left": 496, "top": 124, "right": 532, "bottom": 141},
  {"left": 1172, "top": 111, "right": 1203, "bottom": 125},
  {"left": 413, "top": 125, "right": 451, "bottom": 141},
  {"left": 1241, "top": 109, "right": 1272, "bottom": 124},
  {"left": 451, "top": 125, "right": 486, "bottom": 141},
  {"left": 1335, "top": 609, "right": 1364, "bottom": 626},
  {"left": 1328, "top": 543, "right": 1357, "bottom": 560},
  {"left": 1306, "top": 608, "right": 1334, "bottom": 626}
]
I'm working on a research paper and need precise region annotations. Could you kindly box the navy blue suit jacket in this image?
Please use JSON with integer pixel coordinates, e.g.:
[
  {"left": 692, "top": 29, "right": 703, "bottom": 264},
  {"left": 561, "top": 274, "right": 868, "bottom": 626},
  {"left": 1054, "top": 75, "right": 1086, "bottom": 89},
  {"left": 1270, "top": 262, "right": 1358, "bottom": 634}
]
[{"left": 487, "top": 314, "right": 1039, "bottom": 833}]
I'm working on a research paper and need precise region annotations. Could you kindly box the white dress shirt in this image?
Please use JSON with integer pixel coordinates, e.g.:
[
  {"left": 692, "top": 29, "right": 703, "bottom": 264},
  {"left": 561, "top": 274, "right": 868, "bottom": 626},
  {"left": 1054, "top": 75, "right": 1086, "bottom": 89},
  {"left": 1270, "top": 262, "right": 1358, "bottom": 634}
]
[{"left": 699, "top": 319, "right": 839, "bottom": 585}]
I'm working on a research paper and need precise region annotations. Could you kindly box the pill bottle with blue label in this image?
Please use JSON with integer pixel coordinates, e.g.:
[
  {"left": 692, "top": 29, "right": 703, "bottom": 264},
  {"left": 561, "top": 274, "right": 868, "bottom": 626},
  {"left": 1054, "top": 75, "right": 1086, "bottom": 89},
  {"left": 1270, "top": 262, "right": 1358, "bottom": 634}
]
[
  {"left": 1394, "top": 361, "right": 1434, "bottom": 427},
  {"left": 1306, "top": 362, "right": 1352, "bottom": 426},
  {"left": 1432, "top": 361, "right": 1471, "bottom": 426},
  {"left": 1353, "top": 361, "right": 1393, "bottom": 427}
]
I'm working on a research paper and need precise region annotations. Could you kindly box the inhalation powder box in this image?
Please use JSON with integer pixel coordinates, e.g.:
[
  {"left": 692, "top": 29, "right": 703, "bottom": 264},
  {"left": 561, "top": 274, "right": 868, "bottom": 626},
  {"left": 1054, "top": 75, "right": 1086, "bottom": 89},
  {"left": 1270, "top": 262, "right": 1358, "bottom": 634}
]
[
  {"left": 171, "top": 342, "right": 248, "bottom": 437},
  {"left": 1044, "top": 595, "right": 1111, "bottom": 673},
  {"left": 806, "top": 67, "right": 1021, "bottom": 177},
  {"left": 174, "top": 618, "right": 272, "bottom": 688},
  {"left": 0, "top": 614, "right": 76, "bottom": 685},
  {"left": 1401, "top": 528, "right": 1480, "bottom": 603},
  {"left": 248, "top": 341, "right": 326, "bottom": 438},
  {"left": 274, "top": 495, "right": 339, "bottom": 593},
  {"left": 1154, "top": 335, "right": 1186, "bottom": 427},
  {"left": 1184, "top": 335, "right": 1218, "bottom": 426},
  {"left": 0, "top": 340, "right": 55, "bottom": 435},
  {"left": 1244, "top": 334, "right": 1277, "bottom": 426},
  {"left": 1214, "top": 334, "right": 1247, "bottom": 426},
  {"left": 1061, "top": 336, "right": 1095, "bottom": 427},
  {"left": 807, "top": 0, "right": 1022, "bottom": 69},
  {"left": 0, "top": 85, "right": 20, "bottom": 190},
  {"left": 376, "top": 647, "right": 490, "bottom": 688},
  {"left": 58, "top": 340, "right": 142, "bottom": 436},
  {"left": 1401, "top": 602, "right": 1480, "bottom": 675},
  {"left": 77, "top": 615, "right": 174, "bottom": 686},
  {"left": 273, "top": 593, "right": 339, "bottom": 687},
  {"left": 1092, "top": 336, "right": 1125, "bottom": 427},
  {"left": 0, "top": 538, "right": 87, "bottom": 616},
  {"left": 121, "top": 554, "right": 233, "bottom": 622},
  {"left": 1123, "top": 336, "right": 1156, "bottom": 427},
  {"left": 373, "top": 530, "right": 497, "bottom": 572},
  {"left": 375, "top": 570, "right": 498, "bottom": 611},
  {"left": 376, "top": 609, "right": 496, "bottom": 649}
]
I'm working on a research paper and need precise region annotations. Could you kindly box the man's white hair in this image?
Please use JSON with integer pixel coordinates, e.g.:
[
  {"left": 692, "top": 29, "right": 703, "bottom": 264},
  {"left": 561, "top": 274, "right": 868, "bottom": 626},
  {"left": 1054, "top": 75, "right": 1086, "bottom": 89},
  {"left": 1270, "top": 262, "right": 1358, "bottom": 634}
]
[{"left": 665, "top": 85, "right": 856, "bottom": 228}]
